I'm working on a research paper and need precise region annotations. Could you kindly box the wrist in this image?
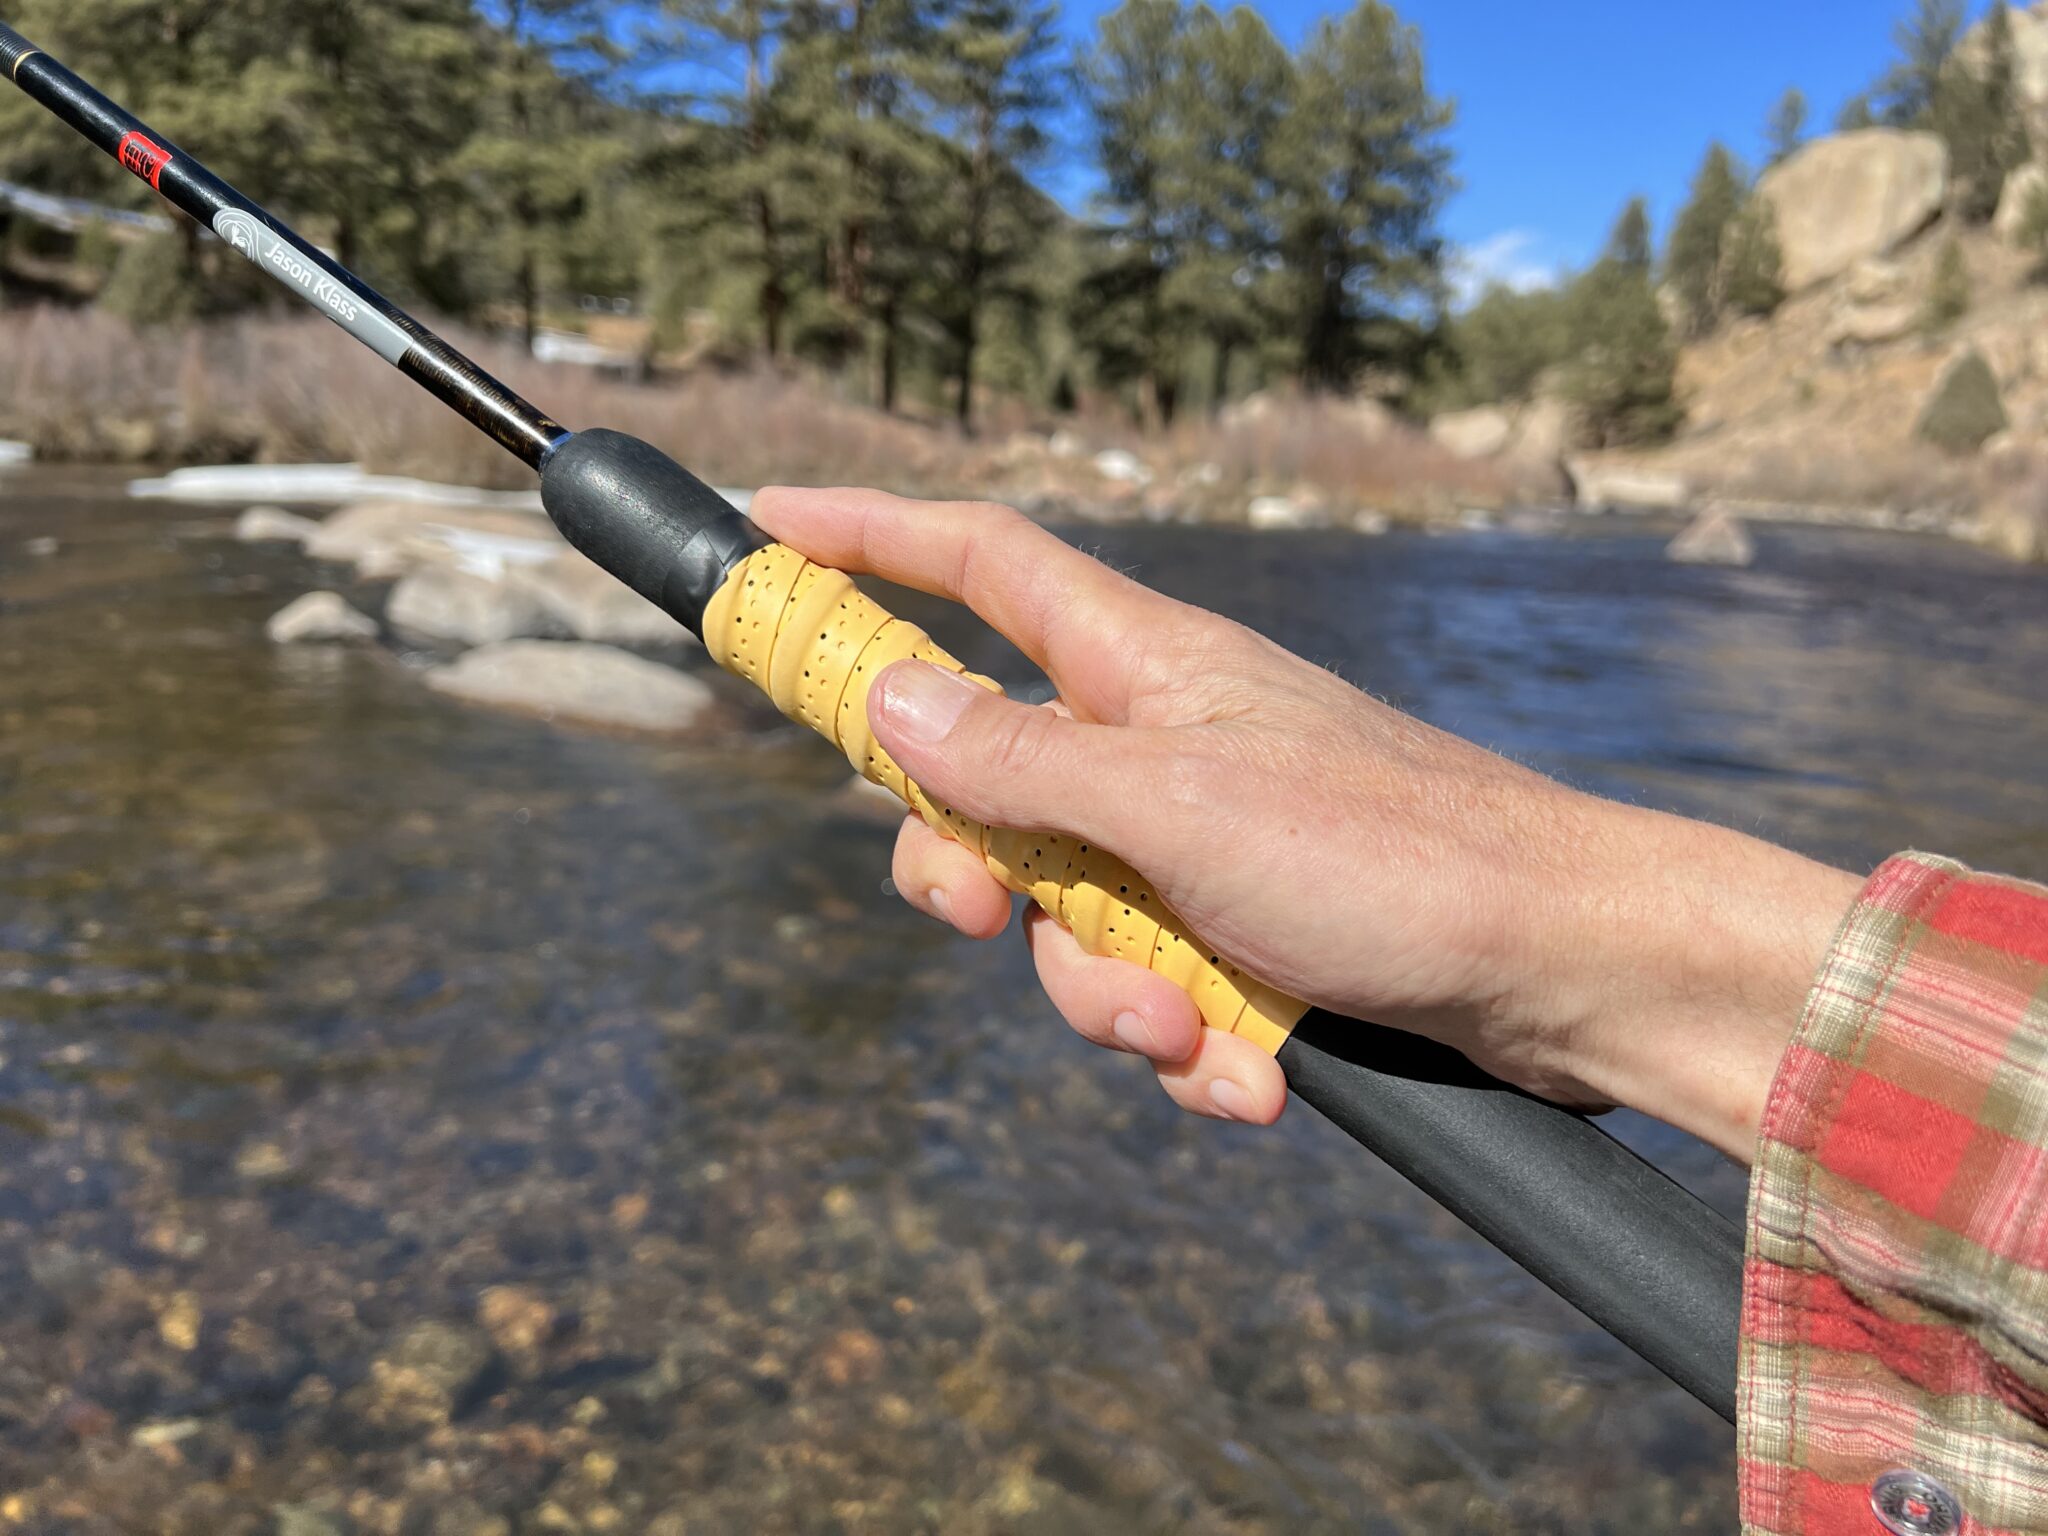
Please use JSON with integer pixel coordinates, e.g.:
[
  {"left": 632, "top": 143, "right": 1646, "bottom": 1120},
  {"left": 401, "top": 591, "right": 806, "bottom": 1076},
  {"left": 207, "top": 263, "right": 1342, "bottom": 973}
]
[{"left": 1548, "top": 809, "right": 1862, "bottom": 1161}]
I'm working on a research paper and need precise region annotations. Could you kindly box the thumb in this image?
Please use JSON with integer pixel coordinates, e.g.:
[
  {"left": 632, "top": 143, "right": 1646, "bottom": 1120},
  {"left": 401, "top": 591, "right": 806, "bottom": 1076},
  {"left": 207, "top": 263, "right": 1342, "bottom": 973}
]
[{"left": 870, "top": 660, "right": 1157, "bottom": 851}]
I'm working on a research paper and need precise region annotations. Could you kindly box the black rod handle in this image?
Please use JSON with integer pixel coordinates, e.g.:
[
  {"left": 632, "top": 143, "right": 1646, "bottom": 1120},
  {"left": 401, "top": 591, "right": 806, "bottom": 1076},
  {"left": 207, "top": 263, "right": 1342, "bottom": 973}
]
[{"left": 1279, "top": 1010, "right": 1743, "bottom": 1422}]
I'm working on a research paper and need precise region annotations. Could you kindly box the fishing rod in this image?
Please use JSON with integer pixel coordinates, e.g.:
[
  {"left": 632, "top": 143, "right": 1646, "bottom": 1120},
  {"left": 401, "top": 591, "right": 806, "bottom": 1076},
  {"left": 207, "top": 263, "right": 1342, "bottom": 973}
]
[{"left": 1, "top": 22, "right": 1743, "bottom": 1423}]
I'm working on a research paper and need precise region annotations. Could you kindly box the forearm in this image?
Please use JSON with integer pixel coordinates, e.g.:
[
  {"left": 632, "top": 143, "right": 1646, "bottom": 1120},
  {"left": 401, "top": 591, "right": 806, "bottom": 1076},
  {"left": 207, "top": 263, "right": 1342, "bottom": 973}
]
[{"left": 1547, "top": 808, "right": 1864, "bottom": 1162}]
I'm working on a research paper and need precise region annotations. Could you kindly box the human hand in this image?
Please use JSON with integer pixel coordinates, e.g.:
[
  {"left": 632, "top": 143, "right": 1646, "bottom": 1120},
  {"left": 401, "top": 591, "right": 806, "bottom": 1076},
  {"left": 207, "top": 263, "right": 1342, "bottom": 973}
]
[{"left": 749, "top": 488, "right": 1863, "bottom": 1162}]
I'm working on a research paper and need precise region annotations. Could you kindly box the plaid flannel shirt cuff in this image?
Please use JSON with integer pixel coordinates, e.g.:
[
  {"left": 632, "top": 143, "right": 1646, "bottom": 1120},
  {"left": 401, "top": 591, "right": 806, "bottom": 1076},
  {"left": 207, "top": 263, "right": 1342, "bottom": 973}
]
[{"left": 1738, "top": 852, "right": 2048, "bottom": 1536}]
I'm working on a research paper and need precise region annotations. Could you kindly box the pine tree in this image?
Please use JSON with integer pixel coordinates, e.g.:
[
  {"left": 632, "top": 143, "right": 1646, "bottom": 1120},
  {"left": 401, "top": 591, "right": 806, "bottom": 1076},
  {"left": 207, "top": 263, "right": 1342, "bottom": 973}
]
[
  {"left": 1078, "top": 0, "right": 1196, "bottom": 424},
  {"left": 1166, "top": 4, "right": 1293, "bottom": 412},
  {"left": 926, "top": 0, "right": 1063, "bottom": 426},
  {"left": 1425, "top": 282, "right": 1572, "bottom": 410},
  {"left": 462, "top": 1, "right": 625, "bottom": 353},
  {"left": 1766, "top": 87, "right": 1808, "bottom": 164},
  {"left": 1921, "top": 236, "right": 1972, "bottom": 330},
  {"left": 1934, "top": 0, "right": 2032, "bottom": 222},
  {"left": 1270, "top": 0, "right": 1454, "bottom": 392},
  {"left": 1664, "top": 143, "right": 1746, "bottom": 337},
  {"left": 649, "top": 0, "right": 808, "bottom": 357},
  {"left": 1872, "top": 0, "right": 1967, "bottom": 127},
  {"left": 1721, "top": 200, "right": 1784, "bottom": 319},
  {"left": 1836, "top": 93, "right": 1879, "bottom": 131},
  {"left": 2020, "top": 179, "right": 2048, "bottom": 277},
  {"left": 1566, "top": 198, "right": 1680, "bottom": 447},
  {"left": 1605, "top": 197, "right": 1654, "bottom": 273}
]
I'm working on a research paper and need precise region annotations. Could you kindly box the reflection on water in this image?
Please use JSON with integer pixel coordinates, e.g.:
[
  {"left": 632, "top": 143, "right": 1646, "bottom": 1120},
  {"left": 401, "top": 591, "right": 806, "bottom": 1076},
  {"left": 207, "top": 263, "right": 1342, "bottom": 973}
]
[{"left": 2, "top": 473, "right": 2044, "bottom": 1533}]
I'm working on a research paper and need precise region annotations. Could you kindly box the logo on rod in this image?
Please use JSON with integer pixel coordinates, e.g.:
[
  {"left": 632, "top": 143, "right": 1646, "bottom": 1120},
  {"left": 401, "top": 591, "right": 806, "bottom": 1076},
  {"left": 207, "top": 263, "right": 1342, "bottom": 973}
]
[{"left": 116, "top": 131, "right": 172, "bottom": 190}]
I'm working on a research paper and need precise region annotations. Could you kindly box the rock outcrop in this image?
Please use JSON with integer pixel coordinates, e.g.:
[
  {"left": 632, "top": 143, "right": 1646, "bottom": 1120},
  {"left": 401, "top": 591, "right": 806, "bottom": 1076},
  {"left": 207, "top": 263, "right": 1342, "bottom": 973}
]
[
  {"left": 425, "top": 641, "right": 716, "bottom": 734},
  {"left": 1995, "top": 161, "right": 2048, "bottom": 245},
  {"left": 1757, "top": 130, "right": 1948, "bottom": 292},
  {"left": 1428, "top": 407, "right": 1514, "bottom": 460},
  {"left": 1564, "top": 458, "right": 1690, "bottom": 511},
  {"left": 266, "top": 592, "right": 379, "bottom": 644}
]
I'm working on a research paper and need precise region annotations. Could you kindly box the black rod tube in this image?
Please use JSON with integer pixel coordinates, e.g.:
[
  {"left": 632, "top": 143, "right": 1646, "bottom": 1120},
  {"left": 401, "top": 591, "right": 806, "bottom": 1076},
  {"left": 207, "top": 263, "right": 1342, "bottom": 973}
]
[
  {"left": 1280, "top": 1011, "right": 1742, "bottom": 1421},
  {"left": 0, "top": 23, "right": 565, "bottom": 469}
]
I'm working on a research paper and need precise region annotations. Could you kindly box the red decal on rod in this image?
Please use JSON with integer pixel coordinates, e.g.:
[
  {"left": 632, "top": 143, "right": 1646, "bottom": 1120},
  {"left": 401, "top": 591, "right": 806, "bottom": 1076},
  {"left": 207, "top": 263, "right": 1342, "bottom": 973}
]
[{"left": 116, "top": 131, "right": 173, "bottom": 190}]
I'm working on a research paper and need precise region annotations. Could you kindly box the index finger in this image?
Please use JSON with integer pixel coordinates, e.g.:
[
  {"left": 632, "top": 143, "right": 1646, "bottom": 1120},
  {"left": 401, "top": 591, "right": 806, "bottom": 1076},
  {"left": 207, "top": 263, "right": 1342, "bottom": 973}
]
[{"left": 747, "top": 486, "right": 1186, "bottom": 717}]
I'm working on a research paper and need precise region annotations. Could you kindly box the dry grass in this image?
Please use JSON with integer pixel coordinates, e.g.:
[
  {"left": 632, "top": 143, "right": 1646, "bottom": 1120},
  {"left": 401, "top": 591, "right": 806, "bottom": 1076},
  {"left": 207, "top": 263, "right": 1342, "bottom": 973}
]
[
  {"left": 0, "top": 307, "right": 1542, "bottom": 521},
  {"left": 0, "top": 308, "right": 969, "bottom": 493}
]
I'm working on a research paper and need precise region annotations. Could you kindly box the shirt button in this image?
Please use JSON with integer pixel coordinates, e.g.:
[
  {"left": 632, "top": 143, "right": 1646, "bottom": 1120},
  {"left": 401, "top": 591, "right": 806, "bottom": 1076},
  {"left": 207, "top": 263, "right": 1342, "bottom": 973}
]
[{"left": 1870, "top": 1469, "right": 1962, "bottom": 1536}]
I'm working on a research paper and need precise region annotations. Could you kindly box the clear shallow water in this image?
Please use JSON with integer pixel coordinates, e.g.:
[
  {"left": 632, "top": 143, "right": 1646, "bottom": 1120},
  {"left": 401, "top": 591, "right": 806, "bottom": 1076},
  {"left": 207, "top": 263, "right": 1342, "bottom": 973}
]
[{"left": 2, "top": 473, "right": 2044, "bottom": 1534}]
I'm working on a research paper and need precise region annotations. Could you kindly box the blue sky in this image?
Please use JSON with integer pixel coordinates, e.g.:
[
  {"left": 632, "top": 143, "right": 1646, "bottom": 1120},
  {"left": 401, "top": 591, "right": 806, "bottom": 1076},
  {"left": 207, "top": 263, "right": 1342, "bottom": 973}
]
[{"left": 1046, "top": 0, "right": 1960, "bottom": 296}]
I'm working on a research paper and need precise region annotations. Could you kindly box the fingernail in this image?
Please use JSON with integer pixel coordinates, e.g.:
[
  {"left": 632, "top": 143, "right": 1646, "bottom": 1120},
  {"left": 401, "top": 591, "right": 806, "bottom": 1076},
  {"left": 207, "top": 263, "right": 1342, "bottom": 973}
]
[
  {"left": 878, "top": 662, "right": 979, "bottom": 745},
  {"left": 1209, "top": 1079, "right": 1257, "bottom": 1122},
  {"left": 1111, "top": 1010, "right": 1154, "bottom": 1055},
  {"left": 927, "top": 887, "right": 954, "bottom": 923}
]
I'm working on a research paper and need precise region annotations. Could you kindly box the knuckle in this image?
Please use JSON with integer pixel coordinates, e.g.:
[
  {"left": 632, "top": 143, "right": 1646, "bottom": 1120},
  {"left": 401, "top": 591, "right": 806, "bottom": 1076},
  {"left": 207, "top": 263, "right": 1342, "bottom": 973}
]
[{"left": 979, "top": 704, "right": 1060, "bottom": 787}]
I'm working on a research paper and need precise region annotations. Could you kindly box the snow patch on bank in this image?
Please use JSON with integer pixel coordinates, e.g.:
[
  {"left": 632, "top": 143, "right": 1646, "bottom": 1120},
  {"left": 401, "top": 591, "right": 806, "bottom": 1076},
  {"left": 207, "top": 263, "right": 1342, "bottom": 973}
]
[
  {"left": 129, "top": 464, "right": 546, "bottom": 509},
  {"left": 127, "top": 461, "right": 755, "bottom": 517},
  {"left": 0, "top": 441, "right": 32, "bottom": 470}
]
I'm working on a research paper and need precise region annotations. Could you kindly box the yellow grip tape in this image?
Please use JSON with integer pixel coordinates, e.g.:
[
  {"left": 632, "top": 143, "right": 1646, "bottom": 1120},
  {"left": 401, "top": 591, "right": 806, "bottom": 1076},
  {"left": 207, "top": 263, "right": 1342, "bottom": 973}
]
[{"left": 703, "top": 544, "right": 1308, "bottom": 1055}]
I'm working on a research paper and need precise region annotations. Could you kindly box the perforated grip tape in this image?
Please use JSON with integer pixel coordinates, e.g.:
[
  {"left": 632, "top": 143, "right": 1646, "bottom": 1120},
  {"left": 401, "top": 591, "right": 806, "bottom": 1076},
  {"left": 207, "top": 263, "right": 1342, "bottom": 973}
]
[{"left": 703, "top": 543, "right": 1309, "bottom": 1054}]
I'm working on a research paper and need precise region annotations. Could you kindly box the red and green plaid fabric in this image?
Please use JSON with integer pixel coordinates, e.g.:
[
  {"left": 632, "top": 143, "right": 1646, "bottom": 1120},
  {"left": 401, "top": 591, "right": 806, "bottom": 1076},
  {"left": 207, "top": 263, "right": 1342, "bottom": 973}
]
[{"left": 1741, "top": 853, "right": 2048, "bottom": 1535}]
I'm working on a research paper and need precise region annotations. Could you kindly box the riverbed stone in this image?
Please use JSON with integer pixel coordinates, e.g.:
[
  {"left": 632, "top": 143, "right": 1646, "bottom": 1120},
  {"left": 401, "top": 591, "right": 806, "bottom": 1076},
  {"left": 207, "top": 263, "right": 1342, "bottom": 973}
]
[
  {"left": 509, "top": 550, "right": 692, "bottom": 646},
  {"left": 387, "top": 567, "right": 550, "bottom": 646},
  {"left": 266, "top": 592, "right": 379, "bottom": 645},
  {"left": 235, "top": 506, "right": 322, "bottom": 544},
  {"left": 354, "top": 1321, "right": 494, "bottom": 1432},
  {"left": 306, "top": 501, "right": 561, "bottom": 579},
  {"left": 1666, "top": 510, "right": 1757, "bottom": 567},
  {"left": 425, "top": 641, "right": 716, "bottom": 734}
]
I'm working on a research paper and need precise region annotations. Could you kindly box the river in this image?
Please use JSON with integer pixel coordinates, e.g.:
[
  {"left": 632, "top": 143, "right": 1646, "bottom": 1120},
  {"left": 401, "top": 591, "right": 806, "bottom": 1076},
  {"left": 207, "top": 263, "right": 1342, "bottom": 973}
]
[{"left": 3, "top": 470, "right": 2045, "bottom": 1534}]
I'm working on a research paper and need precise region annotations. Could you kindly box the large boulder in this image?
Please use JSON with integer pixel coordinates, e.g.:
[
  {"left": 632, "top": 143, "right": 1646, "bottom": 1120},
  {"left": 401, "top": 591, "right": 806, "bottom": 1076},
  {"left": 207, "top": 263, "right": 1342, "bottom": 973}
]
[
  {"left": 1994, "top": 161, "right": 2048, "bottom": 245},
  {"left": 1827, "top": 301, "right": 1919, "bottom": 348},
  {"left": 1505, "top": 397, "right": 1574, "bottom": 465},
  {"left": 1428, "top": 407, "right": 1514, "bottom": 460},
  {"left": 425, "top": 641, "right": 716, "bottom": 734},
  {"left": 1915, "top": 349, "right": 2009, "bottom": 454},
  {"left": 386, "top": 566, "right": 550, "bottom": 646},
  {"left": 1563, "top": 458, "right": 1690, "bottom": 512},
  {"left": 1757, "top": 130, "right": 1948, "bottom": 292},
  {"left": 508, "top": 550, "right": 693, "bottom": 646},
  {"left": 1666, "top": 510, "right": 1756, "bottom": 567}
]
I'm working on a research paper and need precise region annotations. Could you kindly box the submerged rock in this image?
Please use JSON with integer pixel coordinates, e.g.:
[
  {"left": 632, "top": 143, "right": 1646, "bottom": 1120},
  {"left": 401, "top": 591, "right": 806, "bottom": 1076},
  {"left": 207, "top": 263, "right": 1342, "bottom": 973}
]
[
  {"left": 1666, "top": 510, "right": 1757, "bottom": 567},
  {"left": 352, "top": 1321, "right": 494, "bottom": 1432},
  {"left": 509, "top": 550, "right": 692, "bottom": 646},
  {"left": 426, "top": 641, "right": 716, "bottom": 734},
  {"left": 235, "top": 506, "right": 321, "bottom": 544},
  {"left": 306, "top": 500, "right": 560, "bottom": 581},
  {"left": 267, "top": 592, "right": 379, "bottom": 644},
  {"left": 387, "top": 567, "right": 550, "bottom": 646}
]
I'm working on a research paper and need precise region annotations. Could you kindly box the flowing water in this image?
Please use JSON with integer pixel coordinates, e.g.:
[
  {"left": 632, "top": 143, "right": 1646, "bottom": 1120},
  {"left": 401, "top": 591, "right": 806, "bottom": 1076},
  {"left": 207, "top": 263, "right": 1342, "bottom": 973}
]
[{"left": 2, "top": 471, "right": 2045, "bottom": 1535}]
